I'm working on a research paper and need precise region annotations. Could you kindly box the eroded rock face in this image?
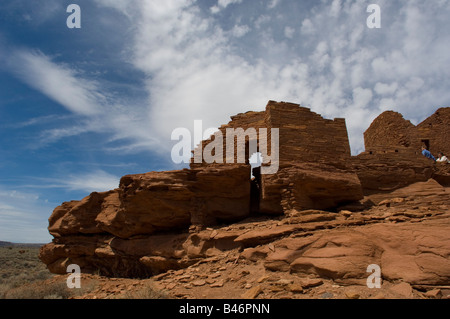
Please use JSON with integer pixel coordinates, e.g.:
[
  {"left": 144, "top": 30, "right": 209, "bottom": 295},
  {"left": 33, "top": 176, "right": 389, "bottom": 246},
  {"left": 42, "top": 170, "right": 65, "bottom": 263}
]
[
  {"left": 247, "top": 179, "right": 450, "bottom": 286},
  {"left": 40, "top": 164, "right": 252, "bottom": 277},
  {"left": 46, "top": 164, "right": 251, "bottom": 240},
  {"left": 352, "top": 153, "right": 434, "bottom": 194},
  {"left": 40, "top": 178, "right": 450, "bottom": 288},
  {"left": 265, "top": 218, "right": 450, "bottom": 286},
  {"left": 48, "top": 191, "right": 119, "bottom": 237},
  {"left": 433, "top": 164, "right": 450, "bottom": 187}
]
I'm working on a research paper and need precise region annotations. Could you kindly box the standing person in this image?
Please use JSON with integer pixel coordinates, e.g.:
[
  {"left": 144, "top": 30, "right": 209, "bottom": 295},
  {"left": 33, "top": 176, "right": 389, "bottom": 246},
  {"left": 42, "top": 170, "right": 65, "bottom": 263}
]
[
  {"left": 436, "top": 152, "right": 449, "bottom": 163},
  {"left": 421, "top": 146, "right": 436, "bottom": 161}
]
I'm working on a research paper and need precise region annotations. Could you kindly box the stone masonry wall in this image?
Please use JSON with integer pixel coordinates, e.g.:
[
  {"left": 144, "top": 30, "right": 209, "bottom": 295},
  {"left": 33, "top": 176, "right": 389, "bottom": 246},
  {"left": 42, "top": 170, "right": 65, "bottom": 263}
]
[{"left": 265, "top": 101, "right": 352, "bottom": 168}]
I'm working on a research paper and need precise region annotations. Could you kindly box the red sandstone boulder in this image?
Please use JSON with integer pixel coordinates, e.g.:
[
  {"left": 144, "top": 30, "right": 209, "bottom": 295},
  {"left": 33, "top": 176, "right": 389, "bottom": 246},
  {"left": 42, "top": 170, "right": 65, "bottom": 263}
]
[
  {"left": 48, "top": 190, "right": 119, "bottom": 237},
  {"left": 433, "top": 164, "right": 450, "bottom": 187},
  {"left": 190, "top": 165, "right": 251, "bottom": 223},
  {"left": 101, "top": 170, "right": 195, "bottom": 238},
  {"left": 261, "top": 180, "right": 450, "bottom": 286},
  {"left": 39, "top": 179, "right": 450, "bottom": 287},
  {"left": 47, "top": 165, "right": 251, "bottom": 239},
  {"left": 352, "top": 153, "right": 433, "bottom": 194},
  {"left": 266, "top": 220, "right": 450, "bottom": 286}
]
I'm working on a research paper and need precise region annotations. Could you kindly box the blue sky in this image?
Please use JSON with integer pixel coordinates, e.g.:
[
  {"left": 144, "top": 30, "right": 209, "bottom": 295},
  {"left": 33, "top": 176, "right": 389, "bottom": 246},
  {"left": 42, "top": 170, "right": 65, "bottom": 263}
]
[{"left": 1, "top": 0, "right": 450, "bottom": 243}]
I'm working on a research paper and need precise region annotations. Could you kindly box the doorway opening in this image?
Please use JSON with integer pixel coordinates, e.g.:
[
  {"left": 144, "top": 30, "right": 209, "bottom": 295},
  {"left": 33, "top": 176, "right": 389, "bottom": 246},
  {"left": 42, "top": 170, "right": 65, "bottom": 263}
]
[
  {"left": 249, "top": 152, "right": 263, "bottom": 177},
  {"left": 249, "top": 152, "right": 263, "bottom": 214},
  {"left": 421, "top": 139, "right": 430, "bottom": 150}
]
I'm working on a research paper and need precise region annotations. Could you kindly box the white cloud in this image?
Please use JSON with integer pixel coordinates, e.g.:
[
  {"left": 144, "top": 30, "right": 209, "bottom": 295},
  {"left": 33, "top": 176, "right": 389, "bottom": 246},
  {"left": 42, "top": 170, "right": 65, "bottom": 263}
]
[
  {"left": 312, "top": 41, "right": 330, "bottom": 71},
  {"left": 300, "top": 18, "right": 314, "bottom": 35},
  {"left": 211, "top": 0, "right": 243, "bottom": 13},
  {"left": 94, "top": 0, "right": 134, "bottom": 16},
  {"left": 6, "top": 47, "right": 159, "bottom": 152},
  {"left": 254, "top": 15, "right": 271, "bottom": 29},
  {"left": 9, "top": 50, "right": 103, "bottom": 116},
  {"left": 0, "top": 171, "right": 119, "bottom": 243},
  {"left": 210, "top": 5, "right": 220, "bottom": 14},
  {"left": 405, "top": 77, "right": 425, "bottom": 91},
  {"left": 231, "top": 24, "right": 251, "bottom": 38},
  {"left": 218, "top": 0, "right": 243, "bottom": 9},
  {"left": 7, "top": 114, "right": 73, "bottom": 129},
  {"left": 63, "top": 170, "right": 120, "bottom": 192},
  {"left": 268, "top": 0, "right": 281, "bottom": 10},
  {"left": 330, "top": 0, "right": 342, "bottom": 17},
  {"left": 374, "top": 82, "right": 398, "bottom": 96},
  {"left": 36, "top": 126, "right": 92, "bottom": 148},
  {"left": 134, "top": 0, "right": 448, "bottom": 154},
  {"left": 379, "top": 98, "right": 396, "bottom": 111},
  {"left": 27, "top": 170, "right": 120, "bottom": 193},
  {"left": 0, "top": 187, "right": 54, "bottom": 243},
  {"left": 284, "top": 26, "right": 295, "bottom": 39},
  {"left": 10, "top": 0, "right": 450, "bottom": 158},
  {"left": 352, "top": 87, "right": 373, "bottom": 109}
]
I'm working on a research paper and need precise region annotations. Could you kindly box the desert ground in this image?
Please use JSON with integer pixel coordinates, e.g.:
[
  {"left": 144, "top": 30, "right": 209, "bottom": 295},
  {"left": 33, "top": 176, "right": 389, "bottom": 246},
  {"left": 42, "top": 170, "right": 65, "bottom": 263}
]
[
  {"left": 2, "top": 199, "right": 449, "bottom": 301},
  {"left": 0, "top": 245, "right": 169, "bottom": 299}
]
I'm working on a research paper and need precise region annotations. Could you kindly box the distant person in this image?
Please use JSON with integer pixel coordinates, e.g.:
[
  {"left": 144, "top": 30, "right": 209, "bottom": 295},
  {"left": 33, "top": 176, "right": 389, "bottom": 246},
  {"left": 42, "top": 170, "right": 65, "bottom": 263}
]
[
  {"left": 421, "top": 146, "right": 436, "bottom": 161},
  {"left": 436, "top": 152, "right": 449, "bottom": 163}
]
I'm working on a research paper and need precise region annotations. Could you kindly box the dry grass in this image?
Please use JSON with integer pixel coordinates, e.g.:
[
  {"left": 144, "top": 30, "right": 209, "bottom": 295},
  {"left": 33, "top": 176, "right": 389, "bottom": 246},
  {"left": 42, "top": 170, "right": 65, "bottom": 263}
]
[
  {"left": 117, "top": 284, "right": 170, "bottom": 299},
  {"left": 0, "top": 246, "right": 54, "bottom": 298},
  {"left": 0, "top": 245, "right": 81, "bottom": 299},
  {"left": 0, "top": 245, "right": 169, "bottom": 299},
  {"left": 3, "top": 281, "right": 72, "bottom": 299}
]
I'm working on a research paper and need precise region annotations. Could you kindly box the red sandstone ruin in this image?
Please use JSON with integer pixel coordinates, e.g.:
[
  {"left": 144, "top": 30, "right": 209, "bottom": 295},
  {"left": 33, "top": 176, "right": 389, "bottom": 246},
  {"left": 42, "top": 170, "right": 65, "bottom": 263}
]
[
  {"left": 355, "top": 107, "right": 450, "bottom": 191},
  {"left": 39, "top": 101, "right": 450, "bottom": 283},
  {"left": 364, "top": 108, "right": 450, "bottom": 156}
]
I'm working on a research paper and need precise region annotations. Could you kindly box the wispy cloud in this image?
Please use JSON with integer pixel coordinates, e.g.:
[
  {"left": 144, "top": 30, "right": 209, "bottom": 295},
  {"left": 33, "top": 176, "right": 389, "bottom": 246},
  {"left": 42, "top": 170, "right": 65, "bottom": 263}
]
[
  {"left": 7, "top": 114, "right": 74, "bottom": 129},
  {"left": 267, "top": 0, "right": 281, "bottom": 10},
  {"left": 211, "top": 0, "right": 243, "bottom": 13},
  {"left": 58, "top": 170, "right": 120, "bottom": 192},
  {"left": 9, "top": 50, "right": 104, "bottom": 116},
  {"left": 23, "top": 170, "right": 120, "bottom": 193},
  {"left": 4, "top": 47, "right": 158, "bottom": 153}
]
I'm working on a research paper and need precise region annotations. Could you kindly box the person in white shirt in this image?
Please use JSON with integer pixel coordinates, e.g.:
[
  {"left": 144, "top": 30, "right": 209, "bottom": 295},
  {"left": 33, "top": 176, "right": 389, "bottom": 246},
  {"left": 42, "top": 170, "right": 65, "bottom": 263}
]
[{"left": 436, "top": 152, "right": 449, "bottom": 163}]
